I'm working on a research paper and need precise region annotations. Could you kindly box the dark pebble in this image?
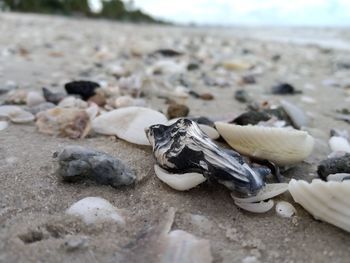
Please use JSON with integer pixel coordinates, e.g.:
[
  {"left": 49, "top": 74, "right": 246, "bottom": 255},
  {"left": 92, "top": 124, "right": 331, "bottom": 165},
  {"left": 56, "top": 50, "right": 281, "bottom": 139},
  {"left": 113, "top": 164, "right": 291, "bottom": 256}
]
[
  {"left": 317, "top": 154, "right": 350, "bottom": 180},
  {"left": 64, "top": 81, "right": 100, "bottom": 100},
  {"left": 271, "top": 83, "right": 301, "bottom": 95}
]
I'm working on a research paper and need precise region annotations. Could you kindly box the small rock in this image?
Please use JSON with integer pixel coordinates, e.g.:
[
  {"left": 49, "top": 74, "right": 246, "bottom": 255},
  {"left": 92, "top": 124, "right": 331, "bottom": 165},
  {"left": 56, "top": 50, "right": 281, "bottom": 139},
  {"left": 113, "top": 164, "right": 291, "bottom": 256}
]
[
  {"left": 317, "top": 154, "right": 350, "bottom": 180},
  {"left": 271, "top": 83, "right": 301, "bottom": 95},
  {"left": 0, "top": 80, "right": 17, "bottom": 95},
  {"left": 167, "top": 103, "right": 189, "bottom": 119},
  {"left": 58, "top": 97, "right": 88, "bottom": 109},
  {"left": 187, "top": 63, "right": 199, "bottom": 71},
  {"left": 5, "top": 89, "right": 27, "bottom": 104},
  {"left": 152, "top": 49, "right": 182, "bottom": 57},
  {"left": 65, "top": 81, "right": 100, "bottom": 100},
  {"left": 199, "top": 93, "right": 214, "bottom": 100},
  {"left": 234, "top": 89, "right": 251, "bottom": 103},
  {"left": 88, "top": 93, "right": 106, "bottom": 107},
  {"left": 55, "top": 145, "right": 136, "bottom": 187},
  {"left": 42, "top": 87, "right": 66, "bottom": 104},
  {"left": 66, "top": 197, "right": 125, "bottom": 225},
  {"left": 241, "top": 75, "right": 256, "bottom": 84}
]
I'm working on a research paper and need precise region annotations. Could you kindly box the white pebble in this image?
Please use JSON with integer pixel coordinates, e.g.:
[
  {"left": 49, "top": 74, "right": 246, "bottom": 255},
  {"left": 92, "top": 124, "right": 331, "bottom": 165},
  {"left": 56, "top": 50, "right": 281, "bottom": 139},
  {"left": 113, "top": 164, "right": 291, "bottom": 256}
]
[
  {"left": 26, "top": 91, "right": 45, "bottom": 107},
  {"left": 275, "top": 201, "right": 296, "bottom": 218},
  {"left": 66, "top": 197, "right": 125, "bottom": 225},
  {"left": 329, "top": 136, "right": 350, "bottom": 153}
]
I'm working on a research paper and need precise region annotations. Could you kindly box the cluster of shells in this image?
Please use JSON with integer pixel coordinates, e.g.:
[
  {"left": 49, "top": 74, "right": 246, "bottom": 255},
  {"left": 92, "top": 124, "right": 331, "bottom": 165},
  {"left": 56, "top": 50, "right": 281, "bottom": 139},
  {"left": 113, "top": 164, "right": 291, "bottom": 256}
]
[{"left": 1, "top": 42, "right": 350, "bottom": 250}]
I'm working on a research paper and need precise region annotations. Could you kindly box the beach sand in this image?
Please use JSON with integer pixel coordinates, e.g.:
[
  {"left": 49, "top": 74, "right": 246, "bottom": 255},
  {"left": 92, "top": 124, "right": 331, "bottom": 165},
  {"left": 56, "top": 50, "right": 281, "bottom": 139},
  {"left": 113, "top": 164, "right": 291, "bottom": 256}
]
[{"left": 1, "top": 13, "right": 350, "bottom": 263}]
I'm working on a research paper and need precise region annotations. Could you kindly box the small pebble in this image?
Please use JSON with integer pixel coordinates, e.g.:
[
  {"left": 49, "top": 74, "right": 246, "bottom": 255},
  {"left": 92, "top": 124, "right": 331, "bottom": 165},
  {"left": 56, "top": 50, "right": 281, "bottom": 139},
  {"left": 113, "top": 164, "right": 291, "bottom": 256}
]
[
  {"left": 276, "top": 201, "right": 296, "bottom": 218},
  {"left": 65, "top": 80, "right": 100, "bottom": 100},
  {"left": 167, "top": 103, "right": 189, "bottom": 119},
  {"left": 55, "top": 145, "right": 136, "bottom": 187},
  {"left": 271, "top": 83, "right": 301, "bottom": 95},
  {"left": 199, "top": 93, "right": 214, "bottom": 100},
  {"left": 234, "top": 89, "right": 251, "bottom": 103}
]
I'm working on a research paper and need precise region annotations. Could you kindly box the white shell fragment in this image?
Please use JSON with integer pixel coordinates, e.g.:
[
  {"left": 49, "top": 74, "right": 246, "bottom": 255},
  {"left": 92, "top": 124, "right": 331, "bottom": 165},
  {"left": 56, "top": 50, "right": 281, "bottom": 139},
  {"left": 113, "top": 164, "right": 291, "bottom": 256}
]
[
  {"left": 232, "top": 183, "right": 289, "bottom": 203},
  {"left": 280, "top": 100, "right": 309, "bottom": 129},
  {"left": 329, "top": 136, "right": 350, "bottom": 153},
  {"left": 275, "top": 201, "right": 296, "bottom": 218},
  {"left": 289, "top": 179, "right": 350, "bottom": 232},
  {"left": 235, "top": 200, "right": 274, "bottom": 213},
  {"left": 215, "top": 123, "right": 314, "bottom": 165},
  {"left": 161, "top": 230, "right": 213, "bottom": 263},
  {"left": 199, "top": 124, "right": 220, "bottom": 140},
  {"left": 92, "top": 106, "right": 167, "bottom": 145},
  {"left": 58, "top": 96, "right": 88, "bottom": 109},
  {"left": 154, "top": 164, "right": 206, "bottom": 191},
  {"left": 66, "top": 197, "right": 125, "bottom": 225},
  {"left": 327, "top": 173, "right": 350, "bottom": 182},
  {"left": 0, "top": 105, "right": 35, "bottom": 123},
  {"left": 0, "top": 121, "right": 8, "bottom": 131}
]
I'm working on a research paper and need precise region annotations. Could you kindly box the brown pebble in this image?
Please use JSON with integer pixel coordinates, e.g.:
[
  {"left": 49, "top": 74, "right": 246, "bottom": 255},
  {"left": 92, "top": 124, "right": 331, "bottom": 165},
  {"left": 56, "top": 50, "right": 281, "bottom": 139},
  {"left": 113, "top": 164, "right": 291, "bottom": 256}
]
[
  {"left": 200, "top": 93, "right": 214, "bottom": 100},
  {"left": 167, "top": 103, "right": 190, "bottom": 118},
  {"left": 88, "top": 93, "right": 106, "bottom": 107}
]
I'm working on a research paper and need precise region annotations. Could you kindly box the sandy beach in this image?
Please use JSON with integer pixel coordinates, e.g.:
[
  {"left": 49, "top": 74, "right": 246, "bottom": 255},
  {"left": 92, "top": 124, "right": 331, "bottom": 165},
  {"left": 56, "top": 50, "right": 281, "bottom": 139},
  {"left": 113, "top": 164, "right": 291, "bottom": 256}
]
[{"left": 1, "top": 13, "right": 350, "bottom": 263}]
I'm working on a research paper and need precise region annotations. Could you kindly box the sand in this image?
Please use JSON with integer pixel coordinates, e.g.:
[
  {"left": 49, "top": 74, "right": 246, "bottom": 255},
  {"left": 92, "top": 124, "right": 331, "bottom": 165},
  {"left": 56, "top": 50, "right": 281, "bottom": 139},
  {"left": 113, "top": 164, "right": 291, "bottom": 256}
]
[{"left": 1, "top": 13, "right": 350, "bottom": 263}]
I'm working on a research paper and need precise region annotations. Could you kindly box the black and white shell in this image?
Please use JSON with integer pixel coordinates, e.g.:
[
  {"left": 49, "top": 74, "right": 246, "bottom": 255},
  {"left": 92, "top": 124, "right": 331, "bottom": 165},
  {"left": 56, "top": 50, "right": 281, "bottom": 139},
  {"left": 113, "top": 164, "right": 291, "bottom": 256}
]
[{"left": 145, "top": 118, "right": 265, "bottom": 195}]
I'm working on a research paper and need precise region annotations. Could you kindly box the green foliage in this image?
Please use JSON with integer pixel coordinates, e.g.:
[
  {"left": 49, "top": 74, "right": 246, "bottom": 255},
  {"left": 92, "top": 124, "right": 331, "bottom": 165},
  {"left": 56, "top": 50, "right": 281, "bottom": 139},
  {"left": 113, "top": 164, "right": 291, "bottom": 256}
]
[{"left": 1, "top": 0, "right": 166, "bottom": 23}]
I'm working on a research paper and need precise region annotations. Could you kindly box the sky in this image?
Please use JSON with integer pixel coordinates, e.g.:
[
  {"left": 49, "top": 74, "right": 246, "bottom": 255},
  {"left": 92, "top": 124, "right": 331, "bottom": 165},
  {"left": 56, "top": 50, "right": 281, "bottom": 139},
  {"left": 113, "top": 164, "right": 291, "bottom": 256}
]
[{"left": 91, "top": 0, "right": 350, "bottom": 26}]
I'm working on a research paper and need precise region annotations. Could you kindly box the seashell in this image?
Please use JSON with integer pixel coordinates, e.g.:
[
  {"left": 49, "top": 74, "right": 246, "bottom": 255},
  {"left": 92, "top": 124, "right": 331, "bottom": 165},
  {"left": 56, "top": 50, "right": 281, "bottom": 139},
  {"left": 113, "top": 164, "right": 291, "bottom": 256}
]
[
  {"left": 154, "top": 164, "right": 206, "bottom": 191},
  {"left": 58, "top": 96, "right": 88, "bottom": 109},
  {"left": 115, "top": 95, "right": 146, "bottom": 108},
  {"left": 36, "top": 107, "right": 91, "bottom": 139},
  {"left": 234, "top": 200, "right": 274, "bottom": 213},
  {"left": 222, "top": 61, "right": 251, "bottom": 71},
  {"left": 151, "top": 60, "right": 186, "bottom": 74},
  {"left": 280, "top": 100, "right": 309, "bottom": 129},
  {"left": 66, "top": 197, "right": 124, "bottom": 225},
  {"left": 160, "top": 230, "right": 212, "bottom": 263},
  {"left": 275, "top": 201, "right": 296, "bottom": 218},
  {"left": 85, "top": 103, "right": 99, "bottom": 120},
  {"left": 56, "top": 145, "right": 135, "bottom": 187},
  {"left": 26, "top": 91, "right": 45, "bottom": 107},
  {"left": 42, "top": 87, "right": 66, "bottom": 104},
  {"left": 329, "top": 136, "right": 350, "bottom": 153},
  {"left": 93, "top": 106, "right": 167, "bottom": 145},
  {"left": 232, "top": 183, "right": 288, "bottom": 203},
  {"left": 317, "top": 154, "right": 350, "bottom": 180},
  {"left": 64, "top": 81, "right": 100, "bottom": 100},
  {"left": 0, "top": 105, "right": 35, "bottom": 123},
  {"left": 327, "top": 173, "right": 350, "bottom": 182},
  {"left": 28, "top": 102, "right": 55, "bottom": 115},
  {"left": 167, "top": 118, "right": 219, "bottom": 140},
  {"left": 124, "top": 208, "right": 212, "bottom": 263},
  {"left": 215, "top": 123, "right": 314, "bottom": 165},
  {"left": 301, "top": 96, "right": 316, "bottom": 104},
  {"left": 5, "top": 89, "right": 28, "bottom": 104},
  {"left": 146, "top": 119, "right": 266, "bottom": 196},
  {"left": 288, "top": 179, "right": 350, "bottom": 232},
  {"left": 0, "top": 121, "right": 8, "bottom": 131}
]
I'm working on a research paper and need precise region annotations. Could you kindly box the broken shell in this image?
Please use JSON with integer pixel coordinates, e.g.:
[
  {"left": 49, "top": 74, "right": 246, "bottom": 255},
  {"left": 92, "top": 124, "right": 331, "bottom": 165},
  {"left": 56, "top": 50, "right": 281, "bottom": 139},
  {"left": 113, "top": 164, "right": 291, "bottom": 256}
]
[
  {"left": 85, "top": 103, "right": 99, "bottom": 120},
  {"left": 289, "top": 179, "right": 350, "bottom": 232},
  {"left": 161, "top": 230, "right": 212, "bottom": 263},
  {"left": 154, "top": 164, "right": 206, "bottom": 191},
  {"left": 92, "top": 106, "right": 167, "bottom": 145},
  {"left": 0, "top": 105, "right": 35, "bottom": 123},
  {"left": 5, "top": 89, "right": 27, "bottom": 104},
  {"left": 26, "top": 91, "right": 45, "bottom": 107},
  {"left": 58, "top": 96, "right": 88, "bottom": 109},
  {"left": 327, "top": 173, "right": 350, "bottom": 182},
  {"left": 56, "top": 145, "right": 135, "bottom": 187},
  {"left": 36, "top": 107, "right": 91, "bottom": 139},
  {"left": 329, "top": 136, "right": 350, "bottom": 153},
  {"left": 280, "top": 100, "right": 309, "bottom": 129},
  {"left": 0, "top": 121, "right": 8, "bottom": 131},
  {"left": 232, "top": 183, "right": 288, "bottom": 203},
  {"left": 146, "top": 119, "right": 265, "bottom": 195},
  {"left": 115, "top": 95, "right": 145, "bottom": 108},
  {"left": 235, "top": 200, "right": 274, "bottom": 213},
  {"left": 215, "top": 123, "right": 314, "bottom": 165},
  {"left": 66, "top": 197, "right": 125, "bottom": 225},
  {"left": 275, "top": 201, "right": 296, "bottom": 218}
]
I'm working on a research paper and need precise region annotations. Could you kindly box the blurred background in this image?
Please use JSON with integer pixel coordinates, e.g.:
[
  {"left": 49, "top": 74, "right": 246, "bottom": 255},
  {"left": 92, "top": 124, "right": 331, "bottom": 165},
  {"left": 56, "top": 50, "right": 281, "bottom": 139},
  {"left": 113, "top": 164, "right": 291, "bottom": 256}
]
[{"left": 1, "top": 0, "right": 350, "bottom": 26}]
